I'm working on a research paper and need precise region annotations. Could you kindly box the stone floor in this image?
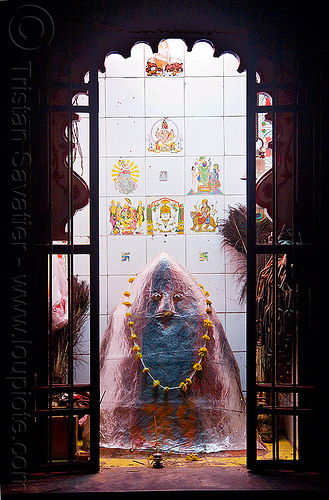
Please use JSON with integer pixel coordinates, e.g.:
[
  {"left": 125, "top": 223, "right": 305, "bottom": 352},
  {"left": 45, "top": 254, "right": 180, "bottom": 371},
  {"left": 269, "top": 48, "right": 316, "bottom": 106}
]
[{"left": 2, "top": 446, "right": 329, "bottom": 498}]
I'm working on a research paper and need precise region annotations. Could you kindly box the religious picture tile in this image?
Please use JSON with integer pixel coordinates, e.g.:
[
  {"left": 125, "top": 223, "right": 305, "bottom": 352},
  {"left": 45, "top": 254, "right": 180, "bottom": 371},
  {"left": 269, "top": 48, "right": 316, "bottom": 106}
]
[
  {"left": 187, "top": 156, "right": 223, "bottom": 195},
  {"left": 186, "top": 195, "right": 224, "bottom": 235},
  {"left": 147, "top": 117, "right": 183, "bottom": 154},
  {"left": 111, "top": 159, "right": 140, "bottom": 195},
  {"left": 108, "top": 197, "right": 146, "bottom": 235},
  {"left": 146, "top": 196, "right": 184, "bottom": 235},
  {"left": 146, "top": 39, "right": 183, "bottom": 77}
]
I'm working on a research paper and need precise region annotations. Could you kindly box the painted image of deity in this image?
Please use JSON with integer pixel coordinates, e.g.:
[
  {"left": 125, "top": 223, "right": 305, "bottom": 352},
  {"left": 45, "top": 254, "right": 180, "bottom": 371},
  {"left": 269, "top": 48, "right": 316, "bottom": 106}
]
[
  {"left": 190, "top": 198, "right": 218, "bottom": 232},
  {"left": 188, "top": 156, "right": 222, "bottom": 195},
  {"left": 112, "top": 159, "right": 139, "bottom": 195},
  {"left": 146, "top": 40, "right": 183, "bottom": 77},
  {"left": 147, "top": 118, "right": 183, "bottom": 154},
  {"left": 109, "top": 198, "right": 145, "bottom": 235},
  {"left": 147, "top": 197, "right": 184, "bottom": 235}
]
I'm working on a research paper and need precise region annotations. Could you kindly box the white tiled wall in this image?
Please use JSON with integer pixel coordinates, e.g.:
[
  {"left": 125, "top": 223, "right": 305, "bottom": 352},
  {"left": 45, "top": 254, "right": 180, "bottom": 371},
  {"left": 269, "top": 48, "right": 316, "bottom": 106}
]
[{"left": 73, "top": 41, "right": 247, "bottom": 394}]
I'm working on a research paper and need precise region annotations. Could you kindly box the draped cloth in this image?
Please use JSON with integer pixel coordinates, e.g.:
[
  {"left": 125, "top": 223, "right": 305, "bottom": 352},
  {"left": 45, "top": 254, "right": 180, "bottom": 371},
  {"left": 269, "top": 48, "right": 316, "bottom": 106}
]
[{"left": 100, "top": 252, "right": 247, "bottom": 453}]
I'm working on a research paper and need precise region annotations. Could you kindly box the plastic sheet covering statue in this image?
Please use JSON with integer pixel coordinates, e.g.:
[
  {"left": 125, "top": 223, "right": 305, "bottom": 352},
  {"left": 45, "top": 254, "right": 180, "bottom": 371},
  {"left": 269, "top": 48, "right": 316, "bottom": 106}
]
[{"left": 100, "top": 253, "right": 246, "bottom": 453}]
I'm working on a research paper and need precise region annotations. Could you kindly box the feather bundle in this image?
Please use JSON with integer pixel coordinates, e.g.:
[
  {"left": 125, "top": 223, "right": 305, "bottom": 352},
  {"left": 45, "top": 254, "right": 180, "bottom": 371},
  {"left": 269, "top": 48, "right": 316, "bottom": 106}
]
[{"left": 218, "top": 204, "right": 272, "bottom": 302}]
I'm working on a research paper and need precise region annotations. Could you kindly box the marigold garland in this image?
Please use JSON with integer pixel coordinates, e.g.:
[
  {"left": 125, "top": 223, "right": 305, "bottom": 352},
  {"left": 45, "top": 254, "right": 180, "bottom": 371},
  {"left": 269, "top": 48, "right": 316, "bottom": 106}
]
[{"left": 123, "top": 276, "right": 213, "bottom": 394}]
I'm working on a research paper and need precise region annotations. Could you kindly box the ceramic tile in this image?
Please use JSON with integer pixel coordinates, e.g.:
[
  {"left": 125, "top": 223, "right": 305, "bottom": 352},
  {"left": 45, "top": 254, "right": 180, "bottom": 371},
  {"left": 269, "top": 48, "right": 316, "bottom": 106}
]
[
  {"left": 217, "top": 312, "right": 226, "bottom": 333},
  {"left": 224, "top": 194, "right": 247, "bottom": 213},
  {"left": 225, "top": 247, "right": 247, "bottom": 275},
  {"left": 99, "top": 158, "right": 108, "bottom": 197},
  {"left": 145, "top": 78, "right": 184, "bottom": 117},
  {"left": 73, "top": 354, "right": 90, "bottom": 384},
  {"left": 107, "top": 157, "right": 145, "bottom": 197},
  {"left": 185, "top": 77, "right": 223, "bottom": 117},
  {"left": 100, "top": 275, "right": 108, "bottom": 314},
  {"left": 73, "top": 254, "right": 90, "bottom": 278},
  {"left": 164, "top": 38, "right": 187, "bottom": 65},
  {"left": 225, "top": 273, "right": 246, "bottom": 312},
  {"left": 146, "top": 234, "right": 186, "bottom": 266},
  {"left": 145, "top": 39, "right": 185, "bottom": 78},
  {"left": 146, "top": 117, "right": 184, "bottom": 156},
  {"left": 100, "top": 314, "right": 109, "bottom": 345},
  {"left": 185, "top": 155, "right": 224, "bottom": 195},
  {"left": 73, "top": 316, "right": 90, "bottom": 355},
  {"left": 99, "top": 76, "right": 106, "bottom": 118},
  {"left": 224, "top": 76, "right": 246, "bottom": 116},
  {"left": 107, "top": 275, "right": 136, "bottom": 315},
  {"left": 107, "top": 234, "right": 147, "bottom": 275},
  {"left": 107, "top": 197, "right": 146, "bottom": 236},
  {"left": 225, "top": 312, "right": 246, "bottom": 351},
  {"left": 72, "top": 92, "right": 89, "bottom": 107},
  {"left": 224, "top": 156, "right": 247, "bottom": 195},
  {"left": 76, "top": 114, "right": 89, "bottom": 158},
  {"left": 73, "top": 156, "right": 89, "bottom": 186},
  {"left": 99, "top": 197, "right": 108, "bottom": 237},
  {"left": 146, "top": 196, "right": 184, "bottom": 235},
  {"left": 185, "top": 195, "right": 224, "bottom": 235},
  {"left": 106, "top": 77, "right": 145, "bottom": 118},
  {"left": 186, "top": 234, "right": 225, "bottom": 274},
  {"left": 99, "top": 236, "right": 108, "bottom": 276},
  {"left": 234, "top": 351, "right": 246, "bottom": 392},
  {"left": 106, "top": 117, "right": 145, "bottom": 157},
  {"left": 191, "top": 273, "right": 226, "bottom": 313},
  {"left": 185, "top": 117, "right": 224, "bottom": 156},
  {"left": 224, "top": 116, "right": 246, "bottom": 156},
  {"left": 222, "top": 52, "right": 245, "bottom": 77},
  {"left": 73, "top": 204, "right": 89, "bottom": 241},
  {"left": 104, "top": 43, "right": 145, "bottom": 78},
  {"left": 99, "top": 117, "right": 107, "bottom": 158},
  {"left": 185, "top": 41, "right": 223, "bottom": 77},
  {"left": 146, "top": 156, "right": 184, "bottom": 196}
]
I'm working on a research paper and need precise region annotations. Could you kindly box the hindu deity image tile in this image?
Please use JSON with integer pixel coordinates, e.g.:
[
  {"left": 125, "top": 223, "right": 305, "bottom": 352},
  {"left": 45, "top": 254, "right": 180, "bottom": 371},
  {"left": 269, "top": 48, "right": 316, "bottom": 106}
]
[
  {"left": 146, "top": 117, "right": 183, "bottom": 155},
  {"left": 186, "top": 195, "right": 224, "bottom": 235},
  {"left": 145, "top": 39, "right": 184, "bottom": 77},
  {"left": 146, "top": 156, "right": 184, "bottom": 196},
  {"left": 146, "top": 196, "right": 184, "bottom": 235},
  {"left": 186, "top": 156, "right": 223, "bottom": 195},
  {"left": 107, "top": 158, "right": 145, "bottom": 196},
  {"left": 108, "top": 197, "right": 146, "bottom": 236}
]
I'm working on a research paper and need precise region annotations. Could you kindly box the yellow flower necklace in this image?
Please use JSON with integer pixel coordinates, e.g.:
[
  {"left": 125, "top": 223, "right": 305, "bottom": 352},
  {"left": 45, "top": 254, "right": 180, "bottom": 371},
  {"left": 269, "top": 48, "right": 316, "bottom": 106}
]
[{"left": 122, "top": 277, "right": 213, "bottom": 393}]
